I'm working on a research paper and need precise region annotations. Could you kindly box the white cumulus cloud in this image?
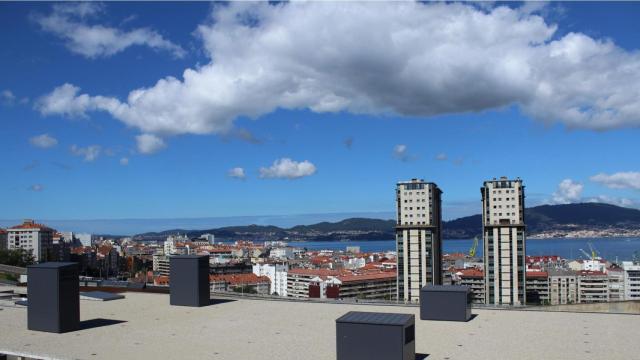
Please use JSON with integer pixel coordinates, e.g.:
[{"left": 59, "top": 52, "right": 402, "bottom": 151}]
[
  {"left": 551, "top": 179, "right": 584, "bottom": 204},
  {"left": 29, "top": 134, "right": 58, "bottom": 148},
  {"left": 36, "top": 2, "right": 640, "bottom": 140},
  {"left": 32, "top": 2, "right": 185, "bottom": 59},
  {"left": 259, "top": 158, "right": 316, "bottom": 179},
  {"left": 228, "top": 167, "right": 246, "bottom": 179},
  {"left": 120, "top": 157, "right": 129, "bottom": 166},
  {"left": 136, "top": 134, "right": 166, "bottom": 154},
  {"left": 435, "top": 153, "right": 448, "bottom": 161},
  {"left": 70, "top": 144, "right": 101, "bottom": 162},
  {"left": 590, "top": 172, "right": 640, "bottom": 190}
]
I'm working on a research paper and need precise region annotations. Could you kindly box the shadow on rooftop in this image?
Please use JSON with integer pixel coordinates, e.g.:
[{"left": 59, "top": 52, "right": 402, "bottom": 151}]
[
  {"left": 209, "top": 298, "right": 237, "bottom": 306},
  {"left": 79, "top": 318, "right": 127, "bottom": 330},
  {"left": 415, "top": 353, "right": 429, "bottom": 359},
  {"left": 467, "top": 314, "right": 478, "bottom": 322}
]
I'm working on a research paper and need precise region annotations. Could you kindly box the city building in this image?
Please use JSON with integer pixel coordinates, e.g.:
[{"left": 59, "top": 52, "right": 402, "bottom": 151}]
[
  {"left": 525, "top": 271, "right": 549, "bottom": 305},
  {"left": 607, "top": 266, "right": 625, "bottom": 301},
  {"left": 210, "top": 273, "right": 271, "bottom": 295},
  {"left": 287, "top": 268, "right": 339, "bottom": 298},
  {"left": 154, "top": 256, "right": 170, "bottom": 276},
  {"left": 200, "top": 233, "right": 215, "bottom": 244},
  {"left": 75, "top": 233, "right": 92, "bottom": 247},
  {"left": 622, "top": 261, "right": 640, "bottom": 300},
  {"left": 577, "top": 271, "right": 609, "bottom": 303},
  {"left": 0, "top": 229, "right": 7, "bottom": 250},
  {"left": 452, "top": 268, "right": 485, "bottom": 304},
  {"left": 270, "top": 247, "right": 294, "bottom": 260},
  {"left": 6, "top": 220, "right": 55, "bottom": 262},
  {"left": 324, "top": 271, "right": 397, "bottom": 300},
  {"left": 395, "top": 178, "right": 443, "bottom": 302},
  {"left": 253, "top": 262, "right": 288, "bottom": 296},
  {"left": 481, "top": 177, "right": 526, "bottom": 306},
  {"left": 548, "top": 270, "right": 578, "bottom": 305}
]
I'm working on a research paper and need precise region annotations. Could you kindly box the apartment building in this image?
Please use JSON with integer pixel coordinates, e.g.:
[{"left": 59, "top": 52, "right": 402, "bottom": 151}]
[
  {"left": 0, "top": 229, "right": 7, "bottom": 250},
  {"left": 525, "top": 271, "right": 549, "bottom": 305},
  {"left": 548, "top": 270, "right": 578, "bottom": 305},
  {"left": 396, "top": 178, "right": 443, "bottom": 302},
  {"left": 577, "top": 271, "right": 609, "bottom": 303},
  {"left": 287, "top": 268, "right": 339, "bottom": 298},
  {"left": 6, "top": 219, "right": 55, "bottom": 262},
  {"left": 253, "top": 262, "right": 288, "bottom": 296},
  {"left": 481, "top": 177, "right": 526, "bottom": 306},
  {"left": 453, "top": 268, "right": 485, "bottom": 304},
  {"left": 210, "top": 273, "right": 271, "bottom": 295},
  {"left": 607, "top": 267, "right": 625, "bottom": 301},
  {"left": 622, "top": 261, "right": 640, "bottom": 300},
  {"left": 324, "top": 271, "right": 397, "bottom": 300}
]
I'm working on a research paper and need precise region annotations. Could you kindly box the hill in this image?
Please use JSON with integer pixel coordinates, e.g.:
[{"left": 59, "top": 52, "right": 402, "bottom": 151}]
[{"left": 133, "top": 203, "right": 640, "bottom": 241}]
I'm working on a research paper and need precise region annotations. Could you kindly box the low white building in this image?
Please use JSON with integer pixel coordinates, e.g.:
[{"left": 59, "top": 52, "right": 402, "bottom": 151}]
[
  {"left": 200, "top": 233, "right": 215, "bottom": 244},
  {"left": 253, "top": 263, "right": 288, "bottom": 296},
  {"left": 622, "top": 261, "right": 640, "bottom": 301},
  {"left": 76, "top": 233, "right": 92, "bottom": 247},
  {"left": 270, "top": 247, "right": 293, "bottom": 260}
]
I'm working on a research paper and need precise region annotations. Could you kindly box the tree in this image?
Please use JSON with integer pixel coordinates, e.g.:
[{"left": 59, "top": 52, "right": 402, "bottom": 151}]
[{"left": 0, "top": 248, "right": 36, "bottom": 267}]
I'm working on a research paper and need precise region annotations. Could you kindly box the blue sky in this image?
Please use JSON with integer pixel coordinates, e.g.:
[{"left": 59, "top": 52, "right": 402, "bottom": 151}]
[{"left": 2, "top": 2, "right": 640, "bottom": 233}]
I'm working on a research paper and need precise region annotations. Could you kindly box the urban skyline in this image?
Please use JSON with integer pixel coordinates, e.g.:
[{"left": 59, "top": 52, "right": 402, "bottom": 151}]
[{"left": 2, "top": 2, "right": 640, "bottom": 224}]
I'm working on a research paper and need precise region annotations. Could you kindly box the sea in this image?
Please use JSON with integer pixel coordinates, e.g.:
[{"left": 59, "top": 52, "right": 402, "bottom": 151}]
[{"left": 280, "top": 237, "right": 640, "bottom": 262}]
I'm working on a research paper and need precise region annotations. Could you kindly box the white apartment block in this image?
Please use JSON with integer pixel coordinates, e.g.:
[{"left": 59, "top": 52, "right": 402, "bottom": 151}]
[
  {"left": 577, "top": 271, "right": 609, "bottom": 303},
  {"left": 200, "top": 233, "right": 215, "bottom": 244},
  {"left": 253, "top": 263, "right": 288, "bottom": 296},
  {"left": 396, "top": 178, "right": 443, "bottom": 303},
  {"left": 6, "top": 220, "right": 55, "bottom": 262},
  {"left": 548, "top": 270, "right": 578, "bottom": 305},
  {"left": 607, "top": 268, "right": 625, "bottom": 301},
  {"left": 75, "top": 233, "right": 92, "bottom": 247},
  {"left": 482, "top": 177, "right": 526, "bottom": 306},
  {"left": 622, "top": 261, "right": 640, "bottom": 300}
]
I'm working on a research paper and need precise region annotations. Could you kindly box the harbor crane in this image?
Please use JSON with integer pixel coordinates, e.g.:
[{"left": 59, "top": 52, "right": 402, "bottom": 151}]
[{"left": 469, "top": 236, "right": 479, "bottom": 257}]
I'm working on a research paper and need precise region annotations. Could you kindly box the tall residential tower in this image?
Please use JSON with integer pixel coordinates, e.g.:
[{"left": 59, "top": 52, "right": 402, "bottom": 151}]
[
  {"left": 396, "top": 178, "right": 443, "bottom": 302},
  {"left": 481, "top": 177, "right": 526, "bottom": 306}
]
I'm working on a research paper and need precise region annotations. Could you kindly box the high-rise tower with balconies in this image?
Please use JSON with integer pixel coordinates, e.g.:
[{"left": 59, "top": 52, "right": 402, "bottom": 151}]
[
  {"left": 396, "top": 178, "right": 443, "bottom": 302},
  {"left": 481, "top": 177, "right": 526, "bottom": 306}
]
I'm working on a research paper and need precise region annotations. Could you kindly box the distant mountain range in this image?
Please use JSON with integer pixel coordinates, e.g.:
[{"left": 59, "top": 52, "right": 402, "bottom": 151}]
[{"left": 133, "top": 203, "right": 640, "bottom": 241}]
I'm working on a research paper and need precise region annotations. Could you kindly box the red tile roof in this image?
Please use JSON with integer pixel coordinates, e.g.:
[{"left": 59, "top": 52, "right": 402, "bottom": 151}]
[
  {"left": 209, "top": 273, "right": 270, "bottom": 285},
  {"left": 336, "top": 271, "right": 396, "bottom": 283},
  {"left": 457, "top": 268, "right": 484, "bottom": 278},
  {"left": 288, "top": 268, "right": 340, "bottom": 277},
  {"left": 8, "top": 220, "right": 54, "bottom": 231},
  {"left": 526, "top": 271, "right": 549, "bottom": 278}
]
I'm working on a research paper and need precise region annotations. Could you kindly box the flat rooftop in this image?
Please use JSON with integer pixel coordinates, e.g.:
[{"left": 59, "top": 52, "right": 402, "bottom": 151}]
[{"left": 1, "top": 289, "right": 638, "bottom": 360}]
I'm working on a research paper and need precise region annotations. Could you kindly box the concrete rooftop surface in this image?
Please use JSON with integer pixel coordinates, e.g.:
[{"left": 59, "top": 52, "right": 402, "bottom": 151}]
[{"left": 1, "top": 290, "right": 639, "bottom": 360}]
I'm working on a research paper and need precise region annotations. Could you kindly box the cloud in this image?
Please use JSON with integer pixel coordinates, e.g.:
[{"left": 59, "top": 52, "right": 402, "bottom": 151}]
[
  {"left": 228, "top": 167, "right": 246, "bottom": 179},
  {"left": 120, "top": 157, "right": 129, "bottom": 166},
  {"left": 28, "top": 184, "right": 44, "bottom": 192},
  {"left": 435, "top": 153, "right": 448, "bottom": 161},
  {"left": 590, "top": 172, "right": 640, "bottom": 190},
  {"left": 259, "top": 158, "right": 316, "bottom": 179},
  {"left": 344, "top": 137, "right": 354, "bottom": 149},
  {"left": 393, "top": 144, "right": 416, "bottom": 162},
  {"left": 586, "top": 195, "right": 635, "bottom": 208},
  {"left": 136, "top": 134, "right": 166, "bottom": 154},
  {"left": 551, "top": 179, "right": 584, "bottom": 204},
  {"left": 1, "top": 89, "right": 16, "bottom": 105},
  {"left": 70, "top": 144, "right": 101, "bottom": 162},
  {"left": 29, "top": 134, "right": 58, "bottom": 148},
  {"left": 36, "top": 2, "right": 640, "bottom": 141},
  {"left": 32, "top": 3, "right": 185, "bottom": 59}
]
